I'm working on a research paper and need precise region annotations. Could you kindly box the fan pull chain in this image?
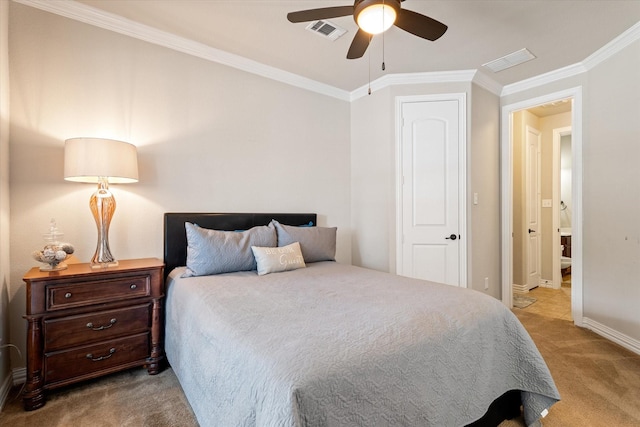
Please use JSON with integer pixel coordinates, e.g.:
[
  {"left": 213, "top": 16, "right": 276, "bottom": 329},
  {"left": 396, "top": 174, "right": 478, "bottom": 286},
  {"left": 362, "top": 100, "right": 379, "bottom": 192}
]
[
  {"left": 382, "top": 0, "right": 386, "bottom": 71},
  {"left": 368, "top": 40, "right": 372, "bottom": 95},
  {"left": 382, "top": 32, "right": 386, "bottom": 71}
]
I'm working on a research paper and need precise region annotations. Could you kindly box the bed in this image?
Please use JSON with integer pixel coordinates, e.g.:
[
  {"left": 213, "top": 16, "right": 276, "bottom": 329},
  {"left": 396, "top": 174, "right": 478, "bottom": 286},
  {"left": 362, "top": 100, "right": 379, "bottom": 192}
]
[{"left": 163, "top": 212, "right": 560, "bottom": 427}]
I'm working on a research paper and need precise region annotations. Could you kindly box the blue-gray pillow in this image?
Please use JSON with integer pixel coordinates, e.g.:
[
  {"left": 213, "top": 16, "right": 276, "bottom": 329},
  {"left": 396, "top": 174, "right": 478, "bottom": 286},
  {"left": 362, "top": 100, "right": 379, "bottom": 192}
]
[
  {"left": 183, "top": 222, "right": 276, "bottom": 277},
  {"left": 272, "top": 220, "right": 336, "bottom": 263}
]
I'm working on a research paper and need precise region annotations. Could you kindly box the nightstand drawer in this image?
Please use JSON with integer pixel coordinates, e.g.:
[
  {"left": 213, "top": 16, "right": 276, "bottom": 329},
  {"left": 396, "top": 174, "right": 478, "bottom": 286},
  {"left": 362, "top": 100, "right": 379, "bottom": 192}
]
[
  {"left": 44, "top": 304, "right": 151, "bottom": 351},
  {"left": 47, "top": 275, "right": 150, "bottom": 311},
  {"left": 44, "top": 333, "right": 150, "bottom": 384}
]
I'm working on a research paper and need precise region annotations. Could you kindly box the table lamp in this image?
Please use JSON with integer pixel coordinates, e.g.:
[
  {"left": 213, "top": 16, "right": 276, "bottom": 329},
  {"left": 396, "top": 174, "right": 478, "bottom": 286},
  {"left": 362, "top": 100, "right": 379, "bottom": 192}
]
[{"left": 63, "top": 137, "right": 138, "bottom": 268}]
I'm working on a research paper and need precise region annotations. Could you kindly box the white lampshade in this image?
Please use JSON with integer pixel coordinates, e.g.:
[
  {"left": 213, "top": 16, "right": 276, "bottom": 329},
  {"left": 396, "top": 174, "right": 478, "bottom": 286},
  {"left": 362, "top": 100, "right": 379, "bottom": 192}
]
[
  {"left": 356, "top": 4, "right": 397, "bottom": 35},
  {"left": 64, "top": 138, "right": 138, "bottom": 184}
]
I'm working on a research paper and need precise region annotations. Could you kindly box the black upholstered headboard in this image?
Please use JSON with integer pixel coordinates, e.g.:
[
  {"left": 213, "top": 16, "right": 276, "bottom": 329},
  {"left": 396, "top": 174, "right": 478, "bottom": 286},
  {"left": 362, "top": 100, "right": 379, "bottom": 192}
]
[{"left": 163, "top": 212, "right": 317, "bottom": 277}]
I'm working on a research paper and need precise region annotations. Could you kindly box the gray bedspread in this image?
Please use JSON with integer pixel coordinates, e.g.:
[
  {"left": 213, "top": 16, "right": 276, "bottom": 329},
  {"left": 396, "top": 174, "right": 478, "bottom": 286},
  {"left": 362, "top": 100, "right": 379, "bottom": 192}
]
[{"left": 165, "top": 262, "right": 559, "bottom": 427}]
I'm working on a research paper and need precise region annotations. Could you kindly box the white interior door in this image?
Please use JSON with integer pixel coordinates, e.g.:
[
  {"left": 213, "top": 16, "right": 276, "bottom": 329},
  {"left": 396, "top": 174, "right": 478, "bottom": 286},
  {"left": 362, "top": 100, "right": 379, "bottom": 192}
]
[
  {"left": 526, "top": 126, "right": 541, "bottom": 290},
  {"left": 397, "top": 96, "right": 465, "bottom": 286}
]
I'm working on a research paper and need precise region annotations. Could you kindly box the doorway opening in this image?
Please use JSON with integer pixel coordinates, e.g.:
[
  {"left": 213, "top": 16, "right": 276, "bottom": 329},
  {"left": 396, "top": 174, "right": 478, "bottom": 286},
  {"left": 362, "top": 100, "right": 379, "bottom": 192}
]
[{"left": 501, "top": 87, "right": 583, "bottom": 326}]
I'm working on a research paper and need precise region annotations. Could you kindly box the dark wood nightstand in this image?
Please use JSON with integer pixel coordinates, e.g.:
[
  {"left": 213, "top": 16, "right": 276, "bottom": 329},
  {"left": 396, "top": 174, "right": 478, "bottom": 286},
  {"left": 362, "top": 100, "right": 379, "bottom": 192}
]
[{"left": 22, "top": 258, "right": 164, "bottom": 411}]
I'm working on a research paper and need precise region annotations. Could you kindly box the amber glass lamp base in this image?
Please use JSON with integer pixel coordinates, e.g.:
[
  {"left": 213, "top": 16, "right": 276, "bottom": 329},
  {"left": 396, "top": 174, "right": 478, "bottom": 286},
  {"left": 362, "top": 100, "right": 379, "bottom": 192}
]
[{"left": 89, "top": 178, "right": 119, "bottom": 269}]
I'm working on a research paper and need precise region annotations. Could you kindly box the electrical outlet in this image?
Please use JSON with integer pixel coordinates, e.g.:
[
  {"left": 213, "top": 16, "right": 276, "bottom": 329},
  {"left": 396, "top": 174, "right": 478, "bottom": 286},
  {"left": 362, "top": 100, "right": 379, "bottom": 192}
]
[{"left": 484, "top": 277, "right": 489, "bottom": 290}]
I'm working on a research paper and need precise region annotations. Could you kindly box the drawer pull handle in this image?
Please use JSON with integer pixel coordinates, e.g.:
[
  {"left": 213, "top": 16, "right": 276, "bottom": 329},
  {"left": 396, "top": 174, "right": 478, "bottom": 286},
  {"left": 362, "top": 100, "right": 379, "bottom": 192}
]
[
  {"left": 86, "top": 318, "right": 117, "bottom": 331},
  {"left": 64, "top": 292, "right": 72, "bottom": 299},
  {"left": 130, "top": 284, "right": 137, "bottom": 290},
  {"left": 86, "top": 348, "right": 116, "bottom": 362}
]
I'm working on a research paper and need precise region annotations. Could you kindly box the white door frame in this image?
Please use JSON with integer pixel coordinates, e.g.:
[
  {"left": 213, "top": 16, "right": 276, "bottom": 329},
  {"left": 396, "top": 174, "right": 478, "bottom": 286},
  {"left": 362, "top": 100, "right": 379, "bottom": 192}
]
[
  {"left": 501, "top": 87, "right": 583, "bottom": 326},
  {"left": 552, "top": 126, "right": 572, "bottom": 289},
  {"left": 395, "top": 93, "right": 468, "bottom": 287}
]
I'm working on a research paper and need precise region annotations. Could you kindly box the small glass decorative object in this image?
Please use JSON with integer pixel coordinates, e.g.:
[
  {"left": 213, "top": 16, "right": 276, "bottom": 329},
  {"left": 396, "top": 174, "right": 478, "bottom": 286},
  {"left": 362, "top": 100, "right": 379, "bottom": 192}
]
[{"left": 32, "top": 219, "right": 75, "bottom": 271}]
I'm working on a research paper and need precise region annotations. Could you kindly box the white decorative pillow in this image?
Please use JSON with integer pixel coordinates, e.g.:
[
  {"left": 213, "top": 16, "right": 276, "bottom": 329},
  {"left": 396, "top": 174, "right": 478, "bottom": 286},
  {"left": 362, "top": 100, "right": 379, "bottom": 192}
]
[
  {"left": 272, "top": 220, "right": 336, "bottom": 263},
  {"left": 251, "top": 242, "right": 306, "bottom": 276},
  {"left": 183, "top": 222, "right": 277, "bottom": 277}
]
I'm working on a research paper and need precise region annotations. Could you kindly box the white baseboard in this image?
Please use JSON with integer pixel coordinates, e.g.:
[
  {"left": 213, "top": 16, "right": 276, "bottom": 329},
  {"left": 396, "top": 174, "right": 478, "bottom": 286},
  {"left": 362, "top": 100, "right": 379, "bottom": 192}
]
[
  {"left": 539, "top": 278, "right": 553, "bottom": 288},
  {"left": 583, "top": 317, "right": 640, "bottom": 356},
  {"left": 0, "top": 373, "right": 11, "bottom": 411},
  {"left": 512, "top": 283, "right": 529, "bottom": 294},
  {"left": 13, "top": 367, "right": 26, "bottom": 386},
  {"left": 0, "top": 367, "right": 26, "bottom": 411}
]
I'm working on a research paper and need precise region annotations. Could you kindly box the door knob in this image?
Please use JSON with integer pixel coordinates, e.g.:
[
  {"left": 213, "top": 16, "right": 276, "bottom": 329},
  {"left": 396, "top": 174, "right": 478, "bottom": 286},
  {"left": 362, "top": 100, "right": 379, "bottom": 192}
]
[
  {"left": 528, "top": 229, "right": 535, "bottom": 234},
  {"left": 446, "top": 234, "right": 457, "bottom": 240}
]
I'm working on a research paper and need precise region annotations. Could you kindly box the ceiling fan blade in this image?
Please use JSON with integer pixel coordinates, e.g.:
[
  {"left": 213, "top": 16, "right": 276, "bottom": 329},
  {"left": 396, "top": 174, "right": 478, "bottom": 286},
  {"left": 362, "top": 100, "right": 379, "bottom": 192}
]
[
  {"left": 347, "top": 29, "right": 371, "bottom": 59},
  {"left": 394, "top": 9, "right": 448, "bottom": 41},
  {"left": 287, "top": 6, "right": 354, "bottom": 23}
]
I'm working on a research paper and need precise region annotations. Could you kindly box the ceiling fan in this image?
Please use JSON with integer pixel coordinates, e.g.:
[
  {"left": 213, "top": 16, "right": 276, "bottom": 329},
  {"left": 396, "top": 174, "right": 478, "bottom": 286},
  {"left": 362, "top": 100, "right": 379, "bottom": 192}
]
[{"left": 287, "top": 0, "right": 448, "bottom": 59}]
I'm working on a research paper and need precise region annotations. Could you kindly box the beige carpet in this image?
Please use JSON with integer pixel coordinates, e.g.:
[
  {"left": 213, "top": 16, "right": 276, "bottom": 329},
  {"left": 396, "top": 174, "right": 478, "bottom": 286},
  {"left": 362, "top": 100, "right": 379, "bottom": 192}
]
[
  {"left": 505, "top": 311, "right": 640, "bottom": 427},
  {"left": 1, "top": 368, "right": 197, "bottom": 427},
  {"left": 2, "top": 311, "right": 640, "bottom": 426}
]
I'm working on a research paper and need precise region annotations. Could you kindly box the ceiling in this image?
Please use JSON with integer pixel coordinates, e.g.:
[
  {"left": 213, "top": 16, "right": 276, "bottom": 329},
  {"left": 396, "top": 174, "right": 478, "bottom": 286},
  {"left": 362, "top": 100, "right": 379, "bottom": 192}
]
[
  {"left": 64, "top": 1, "right": 640, "bottom": 92},
  {"left": 527, "top": 98, "right": 572, "bottom": 118}
]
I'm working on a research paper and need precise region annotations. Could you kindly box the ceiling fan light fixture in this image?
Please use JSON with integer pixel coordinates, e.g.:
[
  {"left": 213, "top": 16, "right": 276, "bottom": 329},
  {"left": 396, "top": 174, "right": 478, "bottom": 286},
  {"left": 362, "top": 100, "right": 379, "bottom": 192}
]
[
  {"left": 355, "top": 1, "right": 398, "bottom": 35},
  {"left": 287, "top": 0, "right": 447, "bottom": 60}
]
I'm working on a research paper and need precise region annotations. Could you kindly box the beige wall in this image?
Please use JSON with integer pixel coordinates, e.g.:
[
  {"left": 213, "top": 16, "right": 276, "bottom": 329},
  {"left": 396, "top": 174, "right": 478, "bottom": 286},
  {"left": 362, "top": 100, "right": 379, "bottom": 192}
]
[
  {"left": 503, "top": 40, "right": 640, "bottom": 343},
  {"left": 0, "top": 0, "right": 11, "bottom": 390},
  {"left": 350, "top": 86, "right": 393, "bottom": 271},
  {"left": 3, "top": 1, "right": 639, "bottom": 378},
  {"left": 583, "top": 39, "right": 640, "bottom": 339},
  {"left": 7, "top": 3, "right": 352, "bottom": 369},
  {"left": 350, "top": 82, "right": 472, "bottom": 274},
  {"left": 538, "top": 111, "right": 571, "bottom": 280},
  {"left": 469, "top": 84, "right": 501, "bottom": 297},
  {"left": 350, "top": 81, "right": 502, "bottom": 297}
]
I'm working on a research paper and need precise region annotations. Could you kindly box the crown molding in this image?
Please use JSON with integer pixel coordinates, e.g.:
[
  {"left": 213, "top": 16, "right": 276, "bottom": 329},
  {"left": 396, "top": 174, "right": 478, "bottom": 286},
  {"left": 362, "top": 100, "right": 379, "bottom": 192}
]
[
  {"left": 14, "top": 0, "right": 492, "bottom": 103},
  {"left": 582, "top": 21, "right": 640, "bottom": 71},
  {"left": 13, "top": 1, "right": 639, "bottom": 103},
  {"left": 500, "top": 62, "right": 588, "bottom": 97},
  {"left": 12, "top": 0, "right": 352, "bottom": 102},
  {"left": 350, "top": 70, "right": 479, "bottom": 101},
  {"left": 471, "top": 71, "right": 503, "bottom": 96},
  {"left": 502, "top": 21, "right": 640, "bottom": 97}
]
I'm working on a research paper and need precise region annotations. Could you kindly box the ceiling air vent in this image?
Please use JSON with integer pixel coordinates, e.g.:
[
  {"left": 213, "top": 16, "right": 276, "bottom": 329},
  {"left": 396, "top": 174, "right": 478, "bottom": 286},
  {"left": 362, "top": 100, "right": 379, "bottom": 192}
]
[
  {"left": 305, "top": 20, "right": 347, "bottom": 41},
  {"left": 483, "top": 48, "right": 536, "bottom": 73}
]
